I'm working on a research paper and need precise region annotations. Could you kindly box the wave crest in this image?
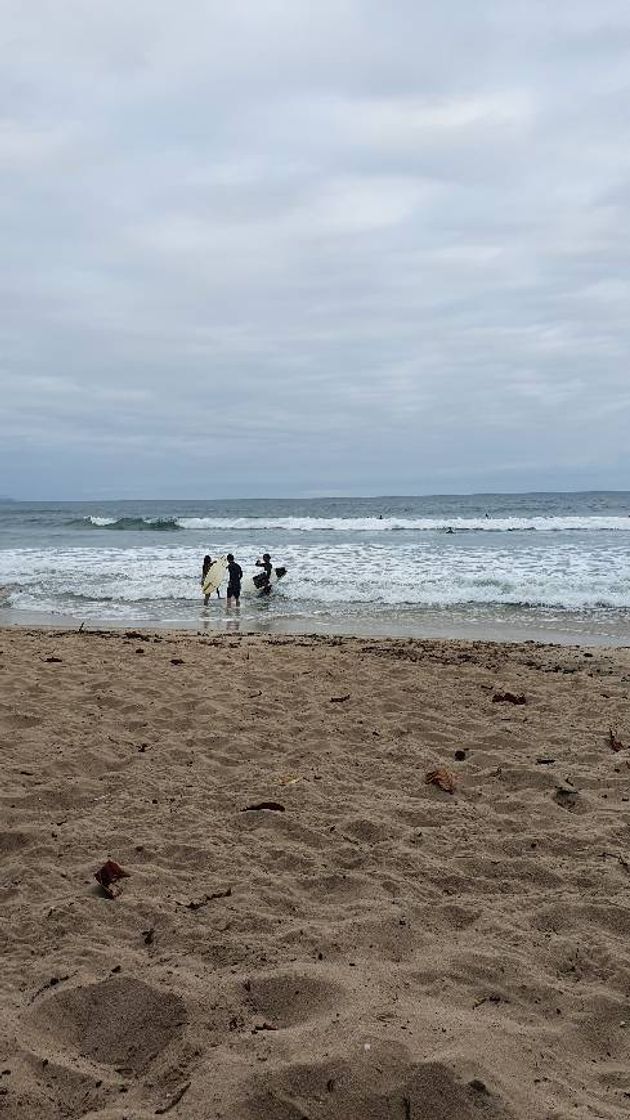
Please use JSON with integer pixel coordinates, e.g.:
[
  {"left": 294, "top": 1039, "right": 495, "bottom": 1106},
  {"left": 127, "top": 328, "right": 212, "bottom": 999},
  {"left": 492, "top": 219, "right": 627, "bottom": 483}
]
[
  {"left": 72, "top": 516, "right": 181, "bottom": 532},
  {"left": 176, "top": 515, "right": 630, "bottom": 533}
]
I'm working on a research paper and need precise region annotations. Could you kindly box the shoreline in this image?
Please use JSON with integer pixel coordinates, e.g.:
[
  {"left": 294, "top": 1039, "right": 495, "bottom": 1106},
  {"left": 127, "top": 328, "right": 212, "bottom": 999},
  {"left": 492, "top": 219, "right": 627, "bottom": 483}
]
[{"left": 2, "top": 606, "right": 630, "bottom": 647}]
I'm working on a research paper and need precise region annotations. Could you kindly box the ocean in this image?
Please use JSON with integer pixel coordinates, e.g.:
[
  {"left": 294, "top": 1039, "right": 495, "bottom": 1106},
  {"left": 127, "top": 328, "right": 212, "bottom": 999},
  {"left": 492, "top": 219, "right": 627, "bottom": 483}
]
[{"left": 1, "top": 493, "right": 630, "bottom": 644}]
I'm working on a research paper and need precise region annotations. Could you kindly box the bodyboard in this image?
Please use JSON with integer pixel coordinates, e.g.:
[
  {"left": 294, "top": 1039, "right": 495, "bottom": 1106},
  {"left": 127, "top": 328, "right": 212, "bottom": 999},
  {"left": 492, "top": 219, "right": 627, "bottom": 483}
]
[{"left": 241, "top": 566, "right": 287, "bottom": 596}]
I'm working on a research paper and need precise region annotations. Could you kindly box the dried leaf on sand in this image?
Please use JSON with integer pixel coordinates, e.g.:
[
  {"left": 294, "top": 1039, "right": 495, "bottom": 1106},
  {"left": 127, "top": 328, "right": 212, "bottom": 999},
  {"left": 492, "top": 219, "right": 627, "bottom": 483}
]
[
  {"left": 95, "top": 859, "right": 130, "bottom": 899},
  {"left": 425, "top": 768, "right": 456, "bottom": 794}
]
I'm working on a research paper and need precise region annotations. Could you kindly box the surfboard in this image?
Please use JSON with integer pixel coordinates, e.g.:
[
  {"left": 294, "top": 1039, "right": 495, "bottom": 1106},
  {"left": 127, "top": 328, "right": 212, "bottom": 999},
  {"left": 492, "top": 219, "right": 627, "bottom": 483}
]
[
  {"left": 241, "top": 566, "right": 287, "bottom": 597},
  {"left": 201, "top": 557, "right": 227, "bottom": 598}
]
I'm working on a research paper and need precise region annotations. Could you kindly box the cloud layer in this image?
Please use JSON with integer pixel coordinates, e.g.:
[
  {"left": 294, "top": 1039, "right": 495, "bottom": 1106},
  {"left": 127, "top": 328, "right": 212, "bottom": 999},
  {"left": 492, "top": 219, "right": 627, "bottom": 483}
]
[{"left": 2, "top": 0, "right": 630, "bottom": 497}]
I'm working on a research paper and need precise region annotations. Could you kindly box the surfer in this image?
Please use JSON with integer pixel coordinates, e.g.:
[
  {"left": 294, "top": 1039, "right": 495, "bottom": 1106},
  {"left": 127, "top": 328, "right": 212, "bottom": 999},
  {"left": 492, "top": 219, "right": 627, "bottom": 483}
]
[
  {"left": 255, "top": 553, "right": 273, "bottom": 595},
  {"left": 226, "top": 553, "right": 243, "bottom": 607},
  {"left": 201, "top": 554, "right": 221, "bottom": 605},
  {"left": 201, "top": 555, "right": 212, "bottom": 605}
]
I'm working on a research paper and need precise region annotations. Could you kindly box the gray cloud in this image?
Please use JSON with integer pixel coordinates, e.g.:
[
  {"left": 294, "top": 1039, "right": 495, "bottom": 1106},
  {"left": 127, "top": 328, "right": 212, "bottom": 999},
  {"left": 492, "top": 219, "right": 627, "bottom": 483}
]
[{"left": 1, "top": 0, "right": 630, "bottom": 497}]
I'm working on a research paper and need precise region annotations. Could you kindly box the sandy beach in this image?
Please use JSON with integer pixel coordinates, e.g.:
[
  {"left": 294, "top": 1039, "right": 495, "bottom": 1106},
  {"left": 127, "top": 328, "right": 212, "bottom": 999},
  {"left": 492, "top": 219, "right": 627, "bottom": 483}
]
[{"left": 2, "top": 628, "right": 630, "bottom": 1119}]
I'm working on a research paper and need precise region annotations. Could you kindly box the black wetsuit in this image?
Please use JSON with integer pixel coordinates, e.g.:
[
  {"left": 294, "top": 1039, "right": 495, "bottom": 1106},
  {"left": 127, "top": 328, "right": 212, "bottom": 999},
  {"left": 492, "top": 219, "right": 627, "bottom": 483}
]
[
  {"left": 227, "top": 560, "right": 243, "bottom": 599},
  {"left": 255, "top": 558, "right": 273, "bottom": 593}
]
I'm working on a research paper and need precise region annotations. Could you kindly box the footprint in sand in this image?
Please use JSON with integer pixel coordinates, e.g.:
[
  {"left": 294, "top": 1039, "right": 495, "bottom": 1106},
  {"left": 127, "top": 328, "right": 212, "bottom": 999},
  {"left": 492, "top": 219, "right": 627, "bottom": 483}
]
[
  {"left": 29, "top": 976, "right": 187, "bottom": 1075},
  {"left": 240, "top": 970, "right": 342, "bottom": 1030},
  {"left": 241, "top": 1041, "right": 514, "bottom": 1120}
]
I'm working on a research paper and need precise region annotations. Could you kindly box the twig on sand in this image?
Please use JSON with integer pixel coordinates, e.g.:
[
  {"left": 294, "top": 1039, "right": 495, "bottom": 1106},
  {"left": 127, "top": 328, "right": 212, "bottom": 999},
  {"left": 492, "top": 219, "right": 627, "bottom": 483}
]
[
  {"left": 177, "top": 887, "right": 232, "bottom": 910},
  {"left": 241, "top": 801, "right": 285, "bottom": 812}
]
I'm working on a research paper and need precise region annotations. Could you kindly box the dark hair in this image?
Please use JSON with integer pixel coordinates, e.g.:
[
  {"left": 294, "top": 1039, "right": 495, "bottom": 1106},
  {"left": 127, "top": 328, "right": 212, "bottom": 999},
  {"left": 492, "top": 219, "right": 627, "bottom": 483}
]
[
  {"left": 263, "top": 552, "right": 270, "bottom": 561},
  {"left": 227, "top": 553, "right": 234, "bottom": 562}
]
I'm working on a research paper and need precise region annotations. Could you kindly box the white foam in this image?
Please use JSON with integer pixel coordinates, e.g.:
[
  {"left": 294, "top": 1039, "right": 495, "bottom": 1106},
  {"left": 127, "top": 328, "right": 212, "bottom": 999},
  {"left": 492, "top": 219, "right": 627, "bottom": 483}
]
[
  {"left": 176, "top": 515, "right": 630, "bottom": 533},
  {"left": 1, "top": 538, "right": 630, "bottom": 620}
]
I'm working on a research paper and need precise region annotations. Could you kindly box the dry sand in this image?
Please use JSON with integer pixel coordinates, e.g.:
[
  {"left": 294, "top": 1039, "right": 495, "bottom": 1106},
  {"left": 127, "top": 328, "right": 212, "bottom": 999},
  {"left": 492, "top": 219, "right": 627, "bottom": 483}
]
[{"left": 1, "top": 628, "right": 630, "bottom": 1120}]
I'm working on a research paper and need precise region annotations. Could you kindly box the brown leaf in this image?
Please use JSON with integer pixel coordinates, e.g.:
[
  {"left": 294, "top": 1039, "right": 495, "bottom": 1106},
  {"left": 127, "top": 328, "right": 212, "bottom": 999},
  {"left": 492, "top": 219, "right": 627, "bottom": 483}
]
[
  {"left": 95, "top": 859, "right": 130, "bottom": 899},
  {"left": 425, "top": 768, "right": 456, "bottom": 794}
]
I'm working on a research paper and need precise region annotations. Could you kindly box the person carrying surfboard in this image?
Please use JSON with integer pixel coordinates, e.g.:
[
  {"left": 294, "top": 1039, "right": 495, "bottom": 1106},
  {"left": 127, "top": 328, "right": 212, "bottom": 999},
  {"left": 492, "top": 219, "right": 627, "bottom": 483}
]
[
  {"left": 201, "top": 554, "right": 222, "bottom": 605},
  {"left": 201, "top": 555, "right": 212, "bottom": 605},
  {"left": 226, "top": 553, "right": 243, "bottom": 606},
  {"left": 255, "top": 552, "right": 273, "bottom": 595}
]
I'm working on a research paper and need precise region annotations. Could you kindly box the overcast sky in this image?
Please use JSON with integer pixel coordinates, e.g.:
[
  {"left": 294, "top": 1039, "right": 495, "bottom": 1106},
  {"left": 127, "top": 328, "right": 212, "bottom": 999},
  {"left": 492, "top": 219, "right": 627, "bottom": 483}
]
[{"left": 2, "top": 0, "right": 630, "bottom": 499}]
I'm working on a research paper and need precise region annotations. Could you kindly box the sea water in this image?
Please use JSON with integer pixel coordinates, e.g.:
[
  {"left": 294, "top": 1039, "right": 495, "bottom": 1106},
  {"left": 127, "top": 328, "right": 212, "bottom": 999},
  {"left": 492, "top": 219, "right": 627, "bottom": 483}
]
[{"left": 1, "top": 493, "right": 630, "bottom": 644}]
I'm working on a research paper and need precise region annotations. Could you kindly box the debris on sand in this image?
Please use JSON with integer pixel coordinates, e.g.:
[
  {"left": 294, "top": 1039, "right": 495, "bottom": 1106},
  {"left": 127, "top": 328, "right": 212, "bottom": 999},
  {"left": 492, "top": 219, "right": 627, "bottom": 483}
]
[
  {"left": 553, "top": 786, "right": 580, "bottom": 812},
  {"left": 178, "top": 887, "right": 232, "bottom": 910},
  {"left": 241, "top": 801, "right": 285, "bottom": 812},
  {"left": 608, "top": 727, "right": 625, "bottom": 752},
  {"left": 95, "top": 860, "right": 130, "bottom": 899},
  {"left": 492, "top": 691, "right": 526, "bottom": 705},
  {"left": 425, "top": 768, "right": 456, "bottom": 794}
]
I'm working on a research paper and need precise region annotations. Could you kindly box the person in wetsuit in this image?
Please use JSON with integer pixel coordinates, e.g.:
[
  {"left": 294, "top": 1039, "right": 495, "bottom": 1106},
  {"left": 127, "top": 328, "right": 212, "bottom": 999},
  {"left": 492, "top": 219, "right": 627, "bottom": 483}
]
[
  {"left": 255, "top": 552, "right": 273, "bottom": 594},
  {"left": 201, "top": 554, "right": 222, "bottom": 605},
  {"left": 226, "top": 553, "right": 243, "bottom": 606},
  {"left": 201, "top": 554, "right": 212, "bottom": 605}
]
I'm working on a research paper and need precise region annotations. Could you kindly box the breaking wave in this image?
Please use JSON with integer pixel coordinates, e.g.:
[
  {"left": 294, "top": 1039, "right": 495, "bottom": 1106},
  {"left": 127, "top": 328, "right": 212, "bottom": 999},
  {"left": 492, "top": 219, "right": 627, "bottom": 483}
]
[
  {"left": 72, "top": 516, "right": 181, "bottom": 531},
  {"left": 70, "top": 514, "right": 630, "bottom": 533}
]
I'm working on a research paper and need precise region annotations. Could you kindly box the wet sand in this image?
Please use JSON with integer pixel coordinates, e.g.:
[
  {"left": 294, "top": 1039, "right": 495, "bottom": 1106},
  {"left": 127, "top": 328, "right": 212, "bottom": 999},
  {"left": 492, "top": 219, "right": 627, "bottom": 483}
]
[
  {"left": 2, "top": 628, "right": 630, "bottom": 1118},
  {"left": 2, "top": 603, "right": 630, "bottom": 646}
]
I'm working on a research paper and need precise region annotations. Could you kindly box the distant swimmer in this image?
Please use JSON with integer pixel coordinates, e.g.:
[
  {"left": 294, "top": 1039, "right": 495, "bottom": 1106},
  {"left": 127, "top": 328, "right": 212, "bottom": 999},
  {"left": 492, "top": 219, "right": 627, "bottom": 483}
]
[
  {"left": 255, "top": 552, "right": 273, "bottom": 595},
  {"left": 445, "top": 526, "right": 454, "bottom": 534},
  {"left": 226, "top": 553, "right": 243, "bottom": 607}
]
